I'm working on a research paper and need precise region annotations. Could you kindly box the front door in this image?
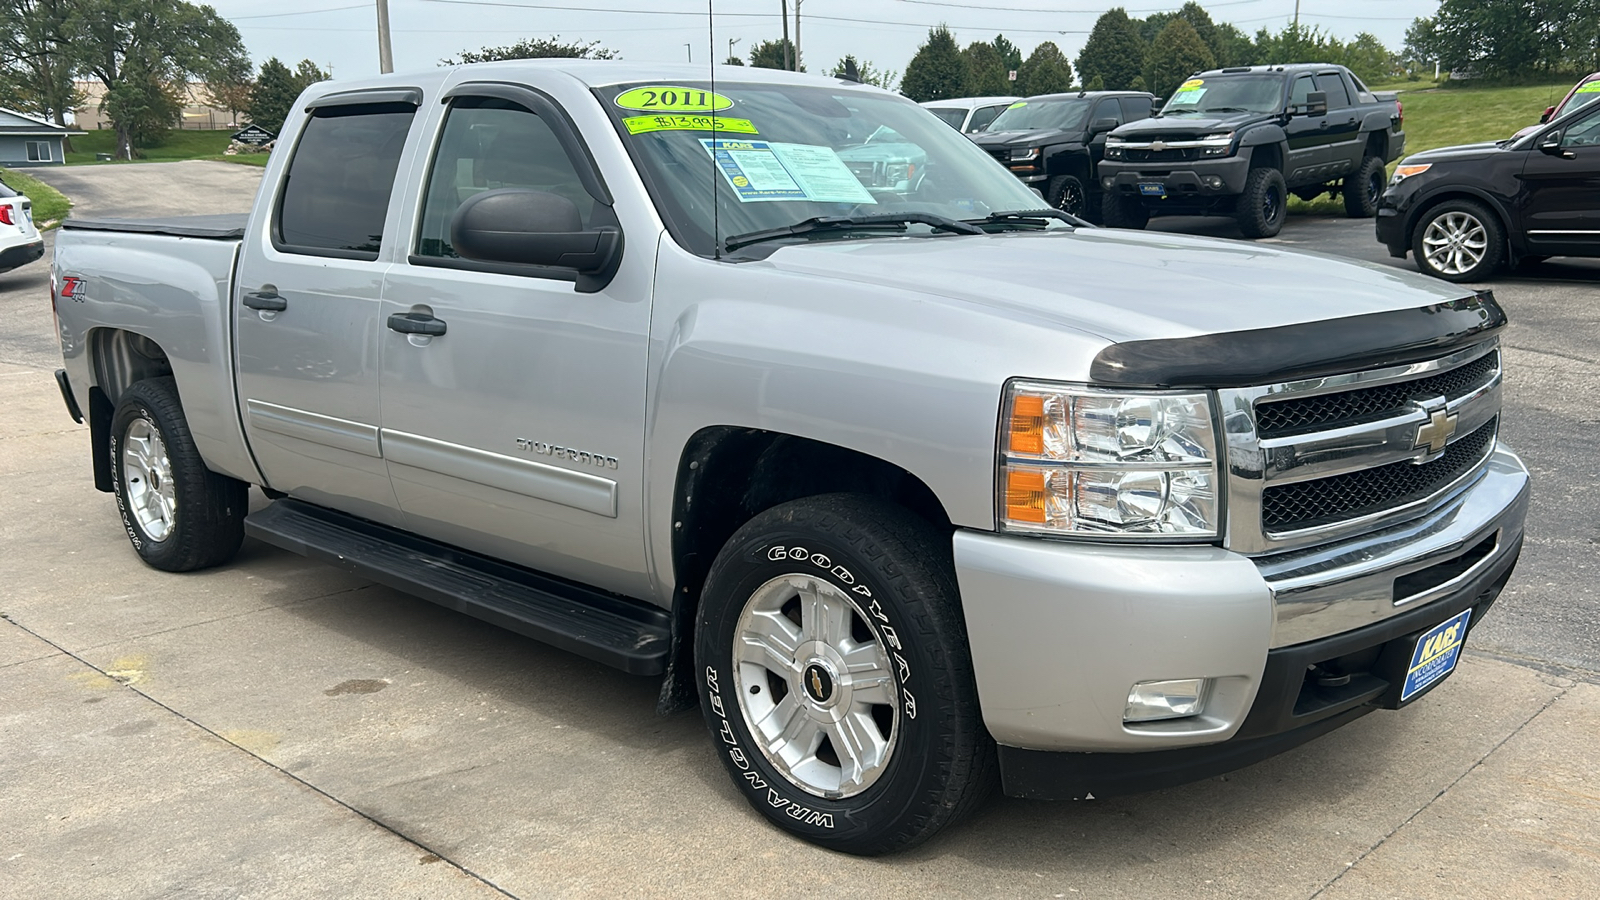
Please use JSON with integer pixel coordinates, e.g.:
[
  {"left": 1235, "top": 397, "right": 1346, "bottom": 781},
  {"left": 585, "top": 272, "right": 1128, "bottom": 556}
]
[
  {"left": 377, "top": 84, "right": 654, "bottom": 598},
  {"left": 234, "top": 96, "right": 419, "bottom": 525},
  {"left": 1520, "top": 104, "right": 1600, "bottom": 255},
  {"left": 1283, "top": 74, "right": 1328, "bottom": 186}
]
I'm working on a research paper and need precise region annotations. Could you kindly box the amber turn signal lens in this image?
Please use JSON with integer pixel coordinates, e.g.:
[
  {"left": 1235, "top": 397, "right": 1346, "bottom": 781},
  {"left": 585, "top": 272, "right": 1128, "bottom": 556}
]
[
  {"left": 1004, "top": 468, "right": 1048, "bottom": 524},
  {"left": 1009, "top": 394, "right": 1044, "bottom": 455}
]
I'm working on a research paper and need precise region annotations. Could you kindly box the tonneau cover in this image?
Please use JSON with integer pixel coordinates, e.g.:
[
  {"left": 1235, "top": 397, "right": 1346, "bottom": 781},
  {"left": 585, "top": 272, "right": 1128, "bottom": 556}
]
[{"left": 62, "top": 214, "right": 247, "bottom": 240}]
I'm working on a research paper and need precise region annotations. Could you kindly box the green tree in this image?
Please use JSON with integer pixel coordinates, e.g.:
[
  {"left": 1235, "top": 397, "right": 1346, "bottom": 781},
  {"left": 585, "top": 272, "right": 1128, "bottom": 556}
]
[
  {"left": 901, "top": 26, "right": 970, "bottom": 102},
  {"left": 1342, "top": 32, "right": 1399, "bottom": 84},
  {"left": 992, "top": 34, "right": 1024, "bottom": 73},
  {"left": 442, "top": 36, "right": 616, "bottom": 65},
  {"left": 1077, "top": 9, "right": 1147, "bottom": 91},
  {"left": 1212, "top": 23, "right": 1258, "bottom": 67},
  {"left": 0, "top": 0, "right": 83, "bottom": 137},
  {"left": 1408, "top": 0, "right": 1594, "bottom": 77},
  {"left": 1016, "top": 41, "right": 1073, "bottom": 96},
  {"left": 246, "top": 58, "right": 296, "bottom": 135},
  {"left": 829, "top": 55, "right": 899, "bottom": 91},
  {"left": 723, "top": 56, "right": 744, "bottom": 66},
  {"left": 202, "top": 51, "right": 253, "bottom": 127},
  {"left": 962, "top": 40, "right": 1010, "bottom": 95},
  {"left": 62, "top": 0, "right": 250, "bottom": 159},
  {"left": 750, "top": 38, "right": 800, "bottom": 71},
  {"left": 1144, "top": 18, "right": 1215, "bottom": 100},
  {"left": 1254, "top": 23, "right": 1345, "bottom": 66},
  {"left": 1085, "top": 74, "right": 1105, "bottom": 91}
]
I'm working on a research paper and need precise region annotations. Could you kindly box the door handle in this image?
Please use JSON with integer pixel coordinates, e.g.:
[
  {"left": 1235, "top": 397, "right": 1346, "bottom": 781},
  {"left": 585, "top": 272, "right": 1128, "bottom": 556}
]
[
  {"left": 387, "top": 311, "right": 447, "bottom": 336},
  {"left": 242, "top": 288, "right": 287, "bottom": 311}
]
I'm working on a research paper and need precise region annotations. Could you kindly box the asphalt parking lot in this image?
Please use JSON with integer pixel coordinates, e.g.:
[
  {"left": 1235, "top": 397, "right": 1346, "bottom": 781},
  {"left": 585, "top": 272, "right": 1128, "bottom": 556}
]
[{"left": 1, "top": 162, "right": 1596, "bottom": 898}]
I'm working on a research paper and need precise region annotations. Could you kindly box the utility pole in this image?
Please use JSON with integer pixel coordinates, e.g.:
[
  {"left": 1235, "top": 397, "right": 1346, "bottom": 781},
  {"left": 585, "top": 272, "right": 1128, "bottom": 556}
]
[
  {"left": 376, "top": 0, "right": 394, "bottom": 74},
  {"left": 1292, "top": 0, "right": 1300, "bottom": 31},
  {"left": 781, "top": 0, "right": 790, "bottom": 71},
  {"left": 793, "top": 0, "right": 803, "bottom": 72},
  {"left": 728, "top": 37, "right": 740, "bottom": 64}
]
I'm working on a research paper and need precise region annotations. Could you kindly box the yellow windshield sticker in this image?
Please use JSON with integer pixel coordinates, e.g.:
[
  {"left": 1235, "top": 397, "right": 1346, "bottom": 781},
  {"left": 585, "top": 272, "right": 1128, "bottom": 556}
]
[
  {"left": 1579, "top": 81, "right": 1600, "bottom": 93},
  {"left": 614, "top": 86, "right": 734, "bottom": 112},
  {"left": 1178, "top": 79, "right": 1204, "bottom": 91},
  {"left": 1008, "top": 101, "right": 1028, "bottom": 109},
  {"left": 623, "top": 114, "right": 757, "bottom": 135}
]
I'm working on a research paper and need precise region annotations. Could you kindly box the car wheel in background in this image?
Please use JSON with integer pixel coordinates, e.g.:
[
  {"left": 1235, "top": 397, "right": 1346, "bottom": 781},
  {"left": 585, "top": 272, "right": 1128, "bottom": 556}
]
[
  {"left": 1101, "top": 192, "right": 1150, "bottom": 229},
  {"left": 1235, "top": 167, "right": 1287, "bottom": 238},
  {"left": 1047, "top": 174, "right": 1088, "bottom": 219},
  {"left": 1411, "top": 199, "right": 1504, "bottom": 283},
  {"left": 110, "top": 377, "right": 248, "bottom": 572},
  {"left": 695, "top": 494, "right": 995, "bottom": 855},
  {"left": 1343, "top": 156, "right": 1386, "bottom": 218}
]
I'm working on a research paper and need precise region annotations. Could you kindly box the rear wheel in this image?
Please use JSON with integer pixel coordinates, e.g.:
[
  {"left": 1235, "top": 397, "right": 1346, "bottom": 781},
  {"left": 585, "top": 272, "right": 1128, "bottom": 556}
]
[
  {"left": 1343, "top": 155, "right": 1386, "bottom": 218},
  {"left": 1046, "top": 174, "right": 1088, "bottom": 219},
  {"left": 1235, "top": 167, "right": 1287, "bottom": 238},
  {"left": 110, "top": 377, "right": 248, "bottom": 571},
  {"left": 1101, "top": 192, "right": 1149, "bottom": 229},
  {"left": 1411, "top": 199, "right": 1503, "bottom": 282},
  {"left": 695, "top": 494, "right": 994, "bottom": 855}
]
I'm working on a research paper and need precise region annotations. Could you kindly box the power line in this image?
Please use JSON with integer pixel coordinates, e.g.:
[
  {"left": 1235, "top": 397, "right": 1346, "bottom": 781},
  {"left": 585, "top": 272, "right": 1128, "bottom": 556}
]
[
  {"left": 893, "top": 0, "right": 1261, "bottom": 13},
  {"left": 417, "top": 0, "right": 1091, "bottom": 33},
  {"left": 230, "top": 3, "right": 369, "bottom": 19}
]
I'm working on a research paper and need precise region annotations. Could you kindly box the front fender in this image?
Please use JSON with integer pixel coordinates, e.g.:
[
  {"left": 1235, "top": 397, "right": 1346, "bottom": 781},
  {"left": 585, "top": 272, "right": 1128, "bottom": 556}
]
[{"left": 1237, "top": 123, "right": 1287, "bottom": 149}]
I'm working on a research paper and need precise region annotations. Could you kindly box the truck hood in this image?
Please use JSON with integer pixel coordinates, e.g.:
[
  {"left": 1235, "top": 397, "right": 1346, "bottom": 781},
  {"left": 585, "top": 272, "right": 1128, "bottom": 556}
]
[
  {"left": 1113, "top": 111, "right": 1273, "bottom": 137},
  {"left": 761, "top": 228, "right": 1466, "bottom": 347},
  {"left": 970, "top": 129, "right": 1073, "bottom": 149}
]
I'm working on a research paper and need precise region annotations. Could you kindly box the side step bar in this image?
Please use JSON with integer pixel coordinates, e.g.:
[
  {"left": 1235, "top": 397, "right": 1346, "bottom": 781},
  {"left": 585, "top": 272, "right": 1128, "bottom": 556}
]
[{"left": 244, "top": 499, "right": 670, "bottom": 675}]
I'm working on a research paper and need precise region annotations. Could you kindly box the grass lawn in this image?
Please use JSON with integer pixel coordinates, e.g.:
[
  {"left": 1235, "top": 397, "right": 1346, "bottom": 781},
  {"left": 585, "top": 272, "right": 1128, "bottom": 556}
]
[
  {"left": 64, "top": 129, "right": 237, "bottom": 165},
  {"left": 1289, "top": 78, "right": 1578, "bottom": 215},
  {"left": 0, "top": 167, "right": 71, "bottom": 227}
]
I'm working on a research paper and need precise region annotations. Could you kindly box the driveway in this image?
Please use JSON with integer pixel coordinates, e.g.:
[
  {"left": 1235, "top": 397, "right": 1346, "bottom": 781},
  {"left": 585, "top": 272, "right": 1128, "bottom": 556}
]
[{"left": 0, "top": 166, "right": 1596, "bottom": 898}]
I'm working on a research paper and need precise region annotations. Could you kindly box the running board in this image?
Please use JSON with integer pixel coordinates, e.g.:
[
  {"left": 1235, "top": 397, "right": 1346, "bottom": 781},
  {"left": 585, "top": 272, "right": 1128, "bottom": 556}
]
[{"left": 244, "top": 499, "right": 670, "bottom": 675}]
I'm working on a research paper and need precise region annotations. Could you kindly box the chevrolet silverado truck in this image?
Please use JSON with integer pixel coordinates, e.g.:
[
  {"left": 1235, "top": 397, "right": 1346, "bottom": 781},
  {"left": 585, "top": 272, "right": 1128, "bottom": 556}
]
[
  {"left": 1098, "top": 64, "right": 1405, "bottom": 237},
  {"left": 50, "top": 62, "right": 1526, "bottom": 855},
  {"left": 968, "top": 90, "right": 1157, "bottom": 219}
]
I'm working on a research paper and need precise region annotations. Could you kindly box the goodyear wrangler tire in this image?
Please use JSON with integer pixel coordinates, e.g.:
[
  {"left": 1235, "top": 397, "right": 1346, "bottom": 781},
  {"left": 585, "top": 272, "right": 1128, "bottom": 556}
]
[
  {"left": 110, "top": 377, "right": 248, "bottom": 572},
  {"left": 695, "top": 494, "right": 995, "bottom": 855}
]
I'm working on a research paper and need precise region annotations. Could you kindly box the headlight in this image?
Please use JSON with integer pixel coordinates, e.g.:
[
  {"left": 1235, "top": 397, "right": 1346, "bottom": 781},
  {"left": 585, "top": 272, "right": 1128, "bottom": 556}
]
[
  {"left": 999, "top": 381, "right": 1220, "bottom": 537},
  {"left": 1197, "top": 132, "right": 1234, "bottom": 158},
  {"left": 1389, "top": 163, "right": 1431, "bottom": 186},
  {"left": 1009, "top": 147, "right": 1040, "bottom": 162}
]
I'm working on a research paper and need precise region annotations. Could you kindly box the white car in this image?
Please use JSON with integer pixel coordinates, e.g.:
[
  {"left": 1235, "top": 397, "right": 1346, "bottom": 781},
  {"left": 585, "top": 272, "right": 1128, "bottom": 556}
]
[
  {"left": 0, "top": 177, "right": 44, "bottom": 274},
  {"left": 920, "top": 96, "right": 1020, "bottom": 134}
]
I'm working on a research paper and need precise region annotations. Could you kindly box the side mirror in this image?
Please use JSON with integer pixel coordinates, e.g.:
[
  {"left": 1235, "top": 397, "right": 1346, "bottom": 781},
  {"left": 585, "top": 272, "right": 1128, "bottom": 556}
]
[
  {"left": 1089, "top": 117, "right": 1119, "bottom": 135},
  {"left": 451, "top": 189, "right": 621, "bottom": 279},
  {"left": 1300, "top": 91, "right": 1328, "bottom": 117},
  {"left": 1539, "top": 106, "right": 1554, "bottom": 124},
  {"left": 1539, "top": 131, "right": 1574, "bottom": 159}
]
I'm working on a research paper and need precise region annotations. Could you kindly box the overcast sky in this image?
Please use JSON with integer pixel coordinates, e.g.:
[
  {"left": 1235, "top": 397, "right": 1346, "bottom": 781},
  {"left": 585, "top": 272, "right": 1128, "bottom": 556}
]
[{"left": 214, "top": 0, "right": 1444, "bottom": 85}]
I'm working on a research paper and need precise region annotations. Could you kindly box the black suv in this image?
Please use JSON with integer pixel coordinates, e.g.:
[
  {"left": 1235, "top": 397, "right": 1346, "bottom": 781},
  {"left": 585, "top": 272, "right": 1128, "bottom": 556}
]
[
  {"left": 967, "top": 91, "right": 1156, "bottom": 219},
  {"left": 1377, "top": 96, "right": 1600, "bottom": 281},
  {"left": 1098, "top": 64, "right": 1404, "bottom": 237}
]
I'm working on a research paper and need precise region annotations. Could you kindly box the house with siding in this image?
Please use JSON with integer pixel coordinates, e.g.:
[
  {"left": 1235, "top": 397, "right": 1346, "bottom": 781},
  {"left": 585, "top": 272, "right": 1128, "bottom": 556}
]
[{"left": 0, "top": 108, "right": 84, "bottom": 166}]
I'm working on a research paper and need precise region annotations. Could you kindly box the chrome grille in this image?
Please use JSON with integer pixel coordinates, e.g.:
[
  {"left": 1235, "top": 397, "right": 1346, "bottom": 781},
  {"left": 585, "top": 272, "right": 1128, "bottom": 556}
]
[
  {"left": 985, "top": 148, "right": 1009, "bottom": 166},
  {"left": 1126, "top": 148, "right": 1200, "bottom": 162},
  {"left": 1256, "top": 350, "right": 1499, "bottom": 437},
  {"left": 1261, "top": 417, "right": 1497, "bottom": 532}
]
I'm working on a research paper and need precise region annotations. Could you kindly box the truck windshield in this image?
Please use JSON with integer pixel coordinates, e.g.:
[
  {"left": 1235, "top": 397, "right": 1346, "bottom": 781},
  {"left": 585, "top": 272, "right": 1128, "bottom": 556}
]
[
  {"left": 597, "top": 81, "right": 1048, "bottom": 257},
  {"left": 1160, "top": 75, "right": 1284, "bottom": 115},
  {"left": 986, "top": 99, "right": 1091, "bottom": 132}
]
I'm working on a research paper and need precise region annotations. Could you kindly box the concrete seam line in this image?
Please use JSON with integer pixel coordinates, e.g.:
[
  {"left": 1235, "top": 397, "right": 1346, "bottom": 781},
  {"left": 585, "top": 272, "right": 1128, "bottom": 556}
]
[
  {"left": 67, "top": 584, "right": 377, "bottom": 657},
  {"left": 1304, "top": 685, "right": 1572, "bottom": 900},
  {"left": 1, "top": 612, "right": 523, "bottom": 900},
  {"left": 1464, "top": 647, "right": 1600, "bottom": 686}
]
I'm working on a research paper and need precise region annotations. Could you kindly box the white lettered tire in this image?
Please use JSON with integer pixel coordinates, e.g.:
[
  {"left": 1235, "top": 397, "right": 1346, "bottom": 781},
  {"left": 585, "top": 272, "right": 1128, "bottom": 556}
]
[{"left": 695, "top": 494, "right": 995, "bottom": 855}]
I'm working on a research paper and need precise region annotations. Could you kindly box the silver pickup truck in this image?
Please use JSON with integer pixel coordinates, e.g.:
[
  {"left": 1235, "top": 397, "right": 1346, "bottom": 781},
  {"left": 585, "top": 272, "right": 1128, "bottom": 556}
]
[{"left": 49, "top": 62, "right": 1528, "bottom": 855}]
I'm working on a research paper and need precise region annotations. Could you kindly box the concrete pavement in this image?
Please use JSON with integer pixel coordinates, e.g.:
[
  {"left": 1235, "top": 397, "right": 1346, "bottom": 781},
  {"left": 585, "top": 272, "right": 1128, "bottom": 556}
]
[{"left": 0, "top": 162, "right": 1596, "bottom": 898}]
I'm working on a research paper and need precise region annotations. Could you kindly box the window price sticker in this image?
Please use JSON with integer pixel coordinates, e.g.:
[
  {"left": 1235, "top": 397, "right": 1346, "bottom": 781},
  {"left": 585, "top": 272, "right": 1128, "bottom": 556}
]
[{"left": 623, "top": 115, "right": 759, "bottom": 135}]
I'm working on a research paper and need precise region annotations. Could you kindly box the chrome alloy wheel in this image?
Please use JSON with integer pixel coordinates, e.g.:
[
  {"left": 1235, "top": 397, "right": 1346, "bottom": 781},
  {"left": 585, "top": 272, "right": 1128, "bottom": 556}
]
[
  {"left": 121, "top": 416, "right": 177, "bottom": 542},
  {"left": 1422, "top": 211, "right": 1488, "bottom": 276},
  {"left": 732, "top": 573, "right": 900, "bottom": 799}
]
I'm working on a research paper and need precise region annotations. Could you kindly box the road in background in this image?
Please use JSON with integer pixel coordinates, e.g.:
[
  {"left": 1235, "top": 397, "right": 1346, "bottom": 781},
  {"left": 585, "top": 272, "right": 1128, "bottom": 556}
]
[{"left": 0, "top": 165, "right": 1595, "bottom": 897}]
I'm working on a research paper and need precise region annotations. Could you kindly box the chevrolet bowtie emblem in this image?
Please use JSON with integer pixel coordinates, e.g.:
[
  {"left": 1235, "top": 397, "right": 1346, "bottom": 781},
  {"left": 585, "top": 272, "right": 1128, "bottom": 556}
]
[
  {"left": 1413, "top": 401, "right": 1458, "bottom": 454},
  {"left": 1150, "top": 140, "right": 1168, "bottom": 151},
  {"left": 810, "top": 669, "right": 824, "bottom": 697}
]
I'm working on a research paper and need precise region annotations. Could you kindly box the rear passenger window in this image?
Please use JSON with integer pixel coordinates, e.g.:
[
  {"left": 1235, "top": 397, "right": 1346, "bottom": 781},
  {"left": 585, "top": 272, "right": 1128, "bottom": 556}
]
[
  {"left": 1316, "top": 73, "right": 1352, "bottom": 109},
  {"left": 1119, "top": 97, "right": 1153, "bottom": 120},
  {"left": 276, "top": 103, "right": 416, "bottom": 258},
  {"left": 416, "top": 97, "right": 595, "bottom": 260}
]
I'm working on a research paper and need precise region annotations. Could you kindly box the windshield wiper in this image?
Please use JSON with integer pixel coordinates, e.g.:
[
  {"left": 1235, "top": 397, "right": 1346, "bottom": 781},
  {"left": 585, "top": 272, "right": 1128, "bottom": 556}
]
[
  {"left": 970, "top": 208, "right": 1085, "bottom": 229},
  {"left": 722, "top": 212, "right": 982, "bottom": 252},
  {"left": 1200, "top": 107, "right": 1252, "bottom": 114}
]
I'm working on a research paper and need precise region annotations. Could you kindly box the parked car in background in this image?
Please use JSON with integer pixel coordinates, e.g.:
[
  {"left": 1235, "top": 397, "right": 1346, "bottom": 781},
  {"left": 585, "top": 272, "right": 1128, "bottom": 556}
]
[
  {"left": 1512, "top": 72, "right": 1600, "bottom": 139},
  {"left": 1378, "top": 94, "right": 1600, "bottom": 281},
  {"left": 0, "top": 176, "right": 44, "bottom": 274},
  {"left": 968, "top": 91, "right": 1155, "bottom": 218},
  {"left": 1097, "top": 64, "right": 1404, "bottom": 237},
  {"left": 920, "top": 96, "right": 1019, "bottom": 134}
]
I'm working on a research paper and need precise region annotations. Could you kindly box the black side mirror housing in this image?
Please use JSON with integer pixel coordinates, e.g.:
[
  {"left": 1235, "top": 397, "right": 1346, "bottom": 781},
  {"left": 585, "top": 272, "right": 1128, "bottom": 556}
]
[
  {"left": 450, "top": 189, "right": 622, "bottom": 291},
  {"left": 1089, "top": 117, "right": 1119, "bottom": 135},
  {"left": 1539, "top": 131, "right": 1574, "bottom": 158},
  {"left": 1300, "top": 91, "right": 1328, "bottom": 117}
]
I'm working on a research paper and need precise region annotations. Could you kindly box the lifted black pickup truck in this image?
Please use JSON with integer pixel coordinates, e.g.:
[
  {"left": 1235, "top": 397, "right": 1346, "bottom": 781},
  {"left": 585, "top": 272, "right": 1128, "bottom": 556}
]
[{"left": 1098, "top": 64, "right": 1404, "bottom": 237}]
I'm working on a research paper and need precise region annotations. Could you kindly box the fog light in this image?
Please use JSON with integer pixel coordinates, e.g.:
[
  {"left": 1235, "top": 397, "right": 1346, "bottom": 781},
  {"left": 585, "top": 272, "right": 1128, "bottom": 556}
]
[
  {"left": 1125, "top": 678, "right": 1209, "bottom": 722},
  {"left": 1201, "top": 175, "right": 1225, "bottom": 190},
  {"left": 1102, "top": 177, "right": 1114, "bottom": 190}
]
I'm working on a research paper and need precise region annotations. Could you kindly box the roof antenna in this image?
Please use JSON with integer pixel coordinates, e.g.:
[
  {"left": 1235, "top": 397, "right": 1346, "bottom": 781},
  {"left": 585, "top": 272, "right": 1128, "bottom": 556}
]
[{"left": 708, "top": 0, "right": 721, "bottom": 260}]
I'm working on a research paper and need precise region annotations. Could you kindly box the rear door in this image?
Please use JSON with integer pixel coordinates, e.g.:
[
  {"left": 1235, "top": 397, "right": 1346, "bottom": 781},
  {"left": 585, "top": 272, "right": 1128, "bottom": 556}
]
[
  {"left": 376, "top": 82, "right": 654, "bottom": 598},
  {"left": 1520, "top": 103, "right": 1600, "bottom": 255},
  {"left": 233, "top": 92, "right": 420, "bottom": 525},
  {"left": 1316, "top": 71, "right": 1360, "bottom": 177}
]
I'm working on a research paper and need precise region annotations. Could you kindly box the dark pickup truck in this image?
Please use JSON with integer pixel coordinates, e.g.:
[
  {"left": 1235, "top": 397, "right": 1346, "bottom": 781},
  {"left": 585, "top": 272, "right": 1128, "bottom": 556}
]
[{"left": 1098, "top": 64, "right": 1404, "bottom": 237}]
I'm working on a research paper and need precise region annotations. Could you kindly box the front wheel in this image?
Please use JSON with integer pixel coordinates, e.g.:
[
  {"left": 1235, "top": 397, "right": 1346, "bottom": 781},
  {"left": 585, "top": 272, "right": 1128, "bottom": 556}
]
[
  {"left": 1411, "top": 199, "right": 1504, "bottom": 282},
  {"left": 1046, "top": 174, "right": 1088, "bottom": 219},
  {"left": 1343, "top": 155, "right": 1386, "bottom": 218},
  {"left": 1101, "top": 192, "right": 1149, "bottom": 229},
  {"left": 695, "top": 494, "right": 994, "bottom": 855},
  {"left": 110, "top": 377, "right": 248, "bottom": 571},
  {"left": 1235, "top": 167, "right": 1287, "bottom": 238}
]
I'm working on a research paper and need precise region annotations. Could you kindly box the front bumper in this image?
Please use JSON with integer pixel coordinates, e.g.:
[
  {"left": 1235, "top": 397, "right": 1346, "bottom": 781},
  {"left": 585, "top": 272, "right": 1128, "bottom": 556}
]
[
  {"left": 0, "top": 239, "right": 44, "bottom": 273},
  {"left": 953, "top": 444, "right": 1529, "bottom": 799},
  {"left": 1099, "top": 155, "right": 1252, "bottom": 205}
]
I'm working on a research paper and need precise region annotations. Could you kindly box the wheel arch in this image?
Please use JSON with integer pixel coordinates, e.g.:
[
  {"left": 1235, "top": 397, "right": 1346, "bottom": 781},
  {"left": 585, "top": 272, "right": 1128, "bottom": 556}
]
[
  {"left": 87, "top": 328, "right": 174, "bottom": 492},
  {"left": 1404, "top": 188, "right": 1517, "bottom": 256}
]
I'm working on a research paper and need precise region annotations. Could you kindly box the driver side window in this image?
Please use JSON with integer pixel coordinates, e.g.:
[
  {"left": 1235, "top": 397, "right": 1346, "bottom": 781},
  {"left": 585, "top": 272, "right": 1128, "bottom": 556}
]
[
  {"left": 1560, "top": 106, "right": 1600, "bottom": 147},
  {"left": 1289, "top": 75, "right": 1314, "bottom": 111}
]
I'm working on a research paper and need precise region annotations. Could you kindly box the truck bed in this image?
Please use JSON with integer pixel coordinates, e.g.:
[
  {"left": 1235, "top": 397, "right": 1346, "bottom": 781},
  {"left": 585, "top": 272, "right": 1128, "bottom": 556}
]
[{"left": 62, "top": 214, "right": 248, "bottom": 240}]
